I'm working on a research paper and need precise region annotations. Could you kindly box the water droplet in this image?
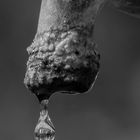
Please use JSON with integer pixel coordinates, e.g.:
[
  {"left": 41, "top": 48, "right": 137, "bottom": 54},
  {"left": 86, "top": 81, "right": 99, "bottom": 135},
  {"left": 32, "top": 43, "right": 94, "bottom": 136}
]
[{"left": 34, "top": 100, "right": 55, "bottom": 140}]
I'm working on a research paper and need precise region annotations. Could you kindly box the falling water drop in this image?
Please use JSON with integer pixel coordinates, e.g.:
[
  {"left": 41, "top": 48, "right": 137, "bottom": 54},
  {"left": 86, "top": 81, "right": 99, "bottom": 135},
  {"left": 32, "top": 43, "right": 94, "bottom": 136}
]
[{"left": 34, "top": 99, "right": 55, "bottom": 140}]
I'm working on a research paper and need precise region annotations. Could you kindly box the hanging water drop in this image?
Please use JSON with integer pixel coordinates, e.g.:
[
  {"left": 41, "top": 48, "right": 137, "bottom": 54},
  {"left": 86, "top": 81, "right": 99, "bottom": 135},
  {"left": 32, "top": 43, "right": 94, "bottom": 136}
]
[{"left": 34, "top": 100, "right": 55, "bottom": 140}]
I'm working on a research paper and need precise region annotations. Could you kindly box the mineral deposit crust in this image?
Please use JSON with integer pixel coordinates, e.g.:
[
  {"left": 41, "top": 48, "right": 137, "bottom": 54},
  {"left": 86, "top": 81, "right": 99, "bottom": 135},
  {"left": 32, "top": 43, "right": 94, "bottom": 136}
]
[{"left": 24, "top": 0, "right": 103, "bottom": 101}]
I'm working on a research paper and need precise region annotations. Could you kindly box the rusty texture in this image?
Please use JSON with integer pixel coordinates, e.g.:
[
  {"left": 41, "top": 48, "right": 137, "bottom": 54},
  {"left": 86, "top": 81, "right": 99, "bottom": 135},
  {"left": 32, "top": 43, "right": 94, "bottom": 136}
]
[{"left": 24, "top": 0, "right": 104, "bottom": 101}]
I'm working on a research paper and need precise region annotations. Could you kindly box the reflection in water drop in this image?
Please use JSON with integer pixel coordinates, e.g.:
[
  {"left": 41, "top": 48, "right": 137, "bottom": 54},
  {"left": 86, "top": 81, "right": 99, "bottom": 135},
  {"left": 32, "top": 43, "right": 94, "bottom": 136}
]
[{"left": 34, "top": 100, "right": 55, "bottom": 140}]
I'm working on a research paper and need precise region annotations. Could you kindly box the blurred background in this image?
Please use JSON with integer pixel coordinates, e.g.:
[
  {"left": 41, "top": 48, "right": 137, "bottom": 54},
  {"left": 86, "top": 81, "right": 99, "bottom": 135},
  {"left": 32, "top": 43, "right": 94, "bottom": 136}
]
[{"left": 0, "top": 0, "right": 140, "bottom": 140}]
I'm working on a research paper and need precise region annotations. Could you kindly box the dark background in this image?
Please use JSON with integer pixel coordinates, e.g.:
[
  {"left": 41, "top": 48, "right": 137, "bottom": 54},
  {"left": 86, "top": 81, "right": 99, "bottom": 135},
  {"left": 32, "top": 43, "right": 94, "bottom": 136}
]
[{"left": 0, "top": 1, "right": 140, "bottom": 140}]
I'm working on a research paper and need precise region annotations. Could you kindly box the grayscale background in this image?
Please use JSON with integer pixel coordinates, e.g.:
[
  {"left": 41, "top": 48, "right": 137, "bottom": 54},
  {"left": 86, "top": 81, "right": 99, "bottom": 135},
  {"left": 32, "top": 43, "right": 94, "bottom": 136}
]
[{"left": 0, "top": 0, "right": 140, "bottom": 140}]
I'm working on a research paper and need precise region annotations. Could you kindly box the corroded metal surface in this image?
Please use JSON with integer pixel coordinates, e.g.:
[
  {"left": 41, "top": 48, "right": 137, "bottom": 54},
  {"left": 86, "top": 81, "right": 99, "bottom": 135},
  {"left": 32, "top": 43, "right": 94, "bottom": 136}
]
[
  {"left": 24, "top": 27, "right": 100, "bottom": 101},
  {"left": 24, "top": 0, "right": 104, "bottom": 101}
]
